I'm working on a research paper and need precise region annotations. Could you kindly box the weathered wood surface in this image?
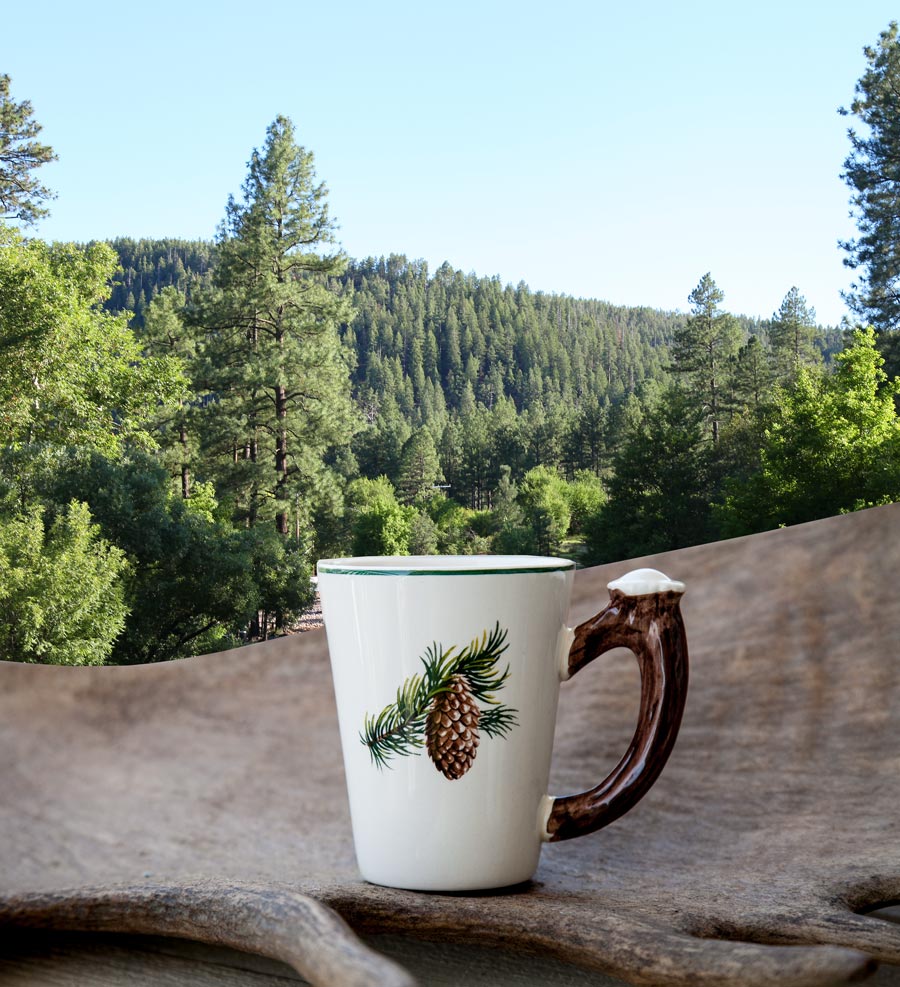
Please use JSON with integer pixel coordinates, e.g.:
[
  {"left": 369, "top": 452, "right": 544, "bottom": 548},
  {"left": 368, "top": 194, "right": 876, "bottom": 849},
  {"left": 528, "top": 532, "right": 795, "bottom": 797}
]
[
  {"left": 1, "top": 503, "right": 899, "bottom": 986},
  {"left": 0, "top": 930, "right": 633, "bottom": 986}
]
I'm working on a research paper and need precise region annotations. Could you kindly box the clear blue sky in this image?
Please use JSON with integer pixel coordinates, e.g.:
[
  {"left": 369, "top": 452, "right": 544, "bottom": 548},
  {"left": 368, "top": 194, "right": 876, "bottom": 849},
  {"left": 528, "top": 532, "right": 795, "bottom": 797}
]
[{"left": 5, "top": 1, "right": 897, "bottom": 326}]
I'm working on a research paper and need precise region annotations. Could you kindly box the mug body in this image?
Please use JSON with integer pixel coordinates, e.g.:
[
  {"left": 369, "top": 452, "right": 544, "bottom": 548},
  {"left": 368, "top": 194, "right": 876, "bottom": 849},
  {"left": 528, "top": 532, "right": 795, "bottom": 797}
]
[{"left": 318, "top": 555, "right": 575, "bottom": 891}]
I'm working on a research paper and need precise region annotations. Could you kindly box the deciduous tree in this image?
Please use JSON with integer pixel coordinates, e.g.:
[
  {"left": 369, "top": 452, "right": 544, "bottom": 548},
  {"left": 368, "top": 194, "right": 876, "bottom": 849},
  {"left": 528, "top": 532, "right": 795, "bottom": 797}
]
[
  {"left": 0, "top": 447, "right": 299, "bottom": 661},
  {"left": 346, "top": 476, "right": 414, "bottom": 555},
  {"left": 518, "top": 465, "right": 570, "bottom": 556},
  {"left": 717, "top": 327, "right": 900, "bottom": 535},
  {"left": 0, "top": 230, "right": 185, "bottom": 455},
  {"left": 0, "top": 500, "right": 127, "bottom": 665}
]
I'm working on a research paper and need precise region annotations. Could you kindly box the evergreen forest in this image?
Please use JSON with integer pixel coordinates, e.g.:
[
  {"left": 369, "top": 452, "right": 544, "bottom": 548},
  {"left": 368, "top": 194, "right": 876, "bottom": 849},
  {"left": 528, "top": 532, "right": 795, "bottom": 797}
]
[{"left": 2, "top": 23, "right": 900, "bottom": 666}]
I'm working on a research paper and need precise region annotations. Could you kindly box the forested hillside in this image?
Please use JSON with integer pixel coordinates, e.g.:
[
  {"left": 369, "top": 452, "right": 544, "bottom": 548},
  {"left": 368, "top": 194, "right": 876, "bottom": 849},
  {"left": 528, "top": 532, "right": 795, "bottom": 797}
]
[
  {"left": 106, "top": 238, "right": 790, "bottom": 417},
  {"left": 103, "top": 238, "right": 847, "bottom": 523},
  {"left": 105, "top": 238, "right": 214, "bottom": 320},
  {"left": 3, "top": 33, "right": 899, "bottom": 668}
]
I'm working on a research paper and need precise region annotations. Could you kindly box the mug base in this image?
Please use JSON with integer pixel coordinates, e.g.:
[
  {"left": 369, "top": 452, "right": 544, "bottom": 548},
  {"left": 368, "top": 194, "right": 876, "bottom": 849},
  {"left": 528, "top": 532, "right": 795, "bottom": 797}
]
[{"left": 359, "top": 866, "right": 538, "bottom": 894}]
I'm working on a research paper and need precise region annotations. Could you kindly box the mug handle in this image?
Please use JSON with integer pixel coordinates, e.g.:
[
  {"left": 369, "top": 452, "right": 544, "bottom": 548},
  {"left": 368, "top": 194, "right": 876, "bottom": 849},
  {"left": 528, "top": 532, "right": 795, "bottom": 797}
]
[{"left": 545, "top": 568, "right": 689, "bottom": 842}]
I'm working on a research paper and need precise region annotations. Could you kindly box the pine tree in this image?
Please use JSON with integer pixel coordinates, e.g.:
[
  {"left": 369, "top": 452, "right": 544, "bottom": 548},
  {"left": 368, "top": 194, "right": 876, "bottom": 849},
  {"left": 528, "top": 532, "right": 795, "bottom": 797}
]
[
  {"left": 731, "top": 335, "right": 772, "bottom": 411},
  {"left": 195, "top": 117, "right": 356, "bottom": 535},
  {"left": 397, "top": 427, "right": 443, "bottom": 503},
  {"left": 671, "top": 273, "right": 741, "bottom": 444},
  {"left": 141, "top": 287, "right": 199, "bottom": 499},
  {"left": 0, "top": 75, "right": 56, "bottom": 225},
  {"left": 585, "top": 386, "right": 714, "bottom": 562},
  {"left": 840, "top": 22, "right": 900, "bottom": 331},
  {"left": 768, "top": 287, "right": 820, "bottom": 379},
  {"left": 492, "top": 465, "right": 532, "bottom": 553}
]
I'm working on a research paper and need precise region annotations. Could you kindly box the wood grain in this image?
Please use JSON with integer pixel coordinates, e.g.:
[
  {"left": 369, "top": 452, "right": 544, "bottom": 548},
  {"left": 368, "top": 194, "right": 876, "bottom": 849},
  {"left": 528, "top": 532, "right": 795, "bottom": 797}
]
[
  {"left": 0, "top": 882, "right": 414, "bottom": 987},
  {"left": 0, "top": 930, "right": 634, "bottom": 986},
  {"left": 1, "top": 503, "right": 899, "bottom": 986}
]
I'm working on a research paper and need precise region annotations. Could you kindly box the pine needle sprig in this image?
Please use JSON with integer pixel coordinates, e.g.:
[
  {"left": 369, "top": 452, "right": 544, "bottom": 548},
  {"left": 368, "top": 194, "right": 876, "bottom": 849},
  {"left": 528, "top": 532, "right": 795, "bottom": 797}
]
[
  {"left": 452, "top": 623, "right": 512, "bottom": 705},
  {"left": 359, "top": 622, "right": 519, "bottom": 769},
  {"left": 359, "top": 671, "right": 430, "bottom": 769},
  {"left": 480, "top": 705, "right": 520, "bottom": 738}
]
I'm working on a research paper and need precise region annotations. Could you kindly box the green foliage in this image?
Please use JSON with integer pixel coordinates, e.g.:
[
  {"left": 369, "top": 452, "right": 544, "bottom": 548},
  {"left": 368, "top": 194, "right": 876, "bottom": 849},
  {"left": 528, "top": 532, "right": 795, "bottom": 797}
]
[
  {"left": 0, "top": 74, "right": 56, "bottom": 225},
  {"left": 352, "top": 395, "right": 411, "bottom": 486},
  {"left": 730, "top": 335, "right": 772, "bottom": 411},
  {"left": 182, "top": 480, "right": 219, "bottom": 524},
  {"left": 408, "top": 510, "right": 439, "bottom": 554},
  {"left": 352, "top": 500, "right": 414, "bottom": 556},
  {"left": 564, "top": 470, "right": 606, "bottom": 535},
  {"left": 105, "top": 242, "right": 843, "bottom": 556},
  {"left": 360, "top": 623, "right": 516, "bottom": 769},
  {"left": 139, "top": 286, "right": 200, "bottom": 499},
  {"left": 347, "top": 475, "right": 415, "bottom": 555},
  {"left": 0, "top": 230, "right": 186, "bottom": 455},
  {"left": 0, "top": 133, "right": 869, "bottom": 670},
  {"left": 0, "top": 447, "right": 277, "bottom": 662},
  {"left": 419, "top": 492, "right": 490, "bottom": 554},
  {"left": 585, "top": 387, "right": 715, "bottom": 562},
  {"left": 0, "top": 500, "right": 128, "bottom": 665},
  {"left": 345, "top": 475, "right": 398, "bottom": 512},
  {"left": 336, "top": 255, "right": 690, "bottom": 423},
  {"left": 840, "top": 22, "right": 900, "bottom": 332},
  {"left": 717, "top": 327, "right": 900, "bottom": 535},
  {"left": 246, "top": 526, "right": 315, "bottom": 640},
  {"left": 518, "top": 465, "right": 571, "bottom": 556},
  {"left": 492, "top": 467, "right": 534, "bottom": 553}
]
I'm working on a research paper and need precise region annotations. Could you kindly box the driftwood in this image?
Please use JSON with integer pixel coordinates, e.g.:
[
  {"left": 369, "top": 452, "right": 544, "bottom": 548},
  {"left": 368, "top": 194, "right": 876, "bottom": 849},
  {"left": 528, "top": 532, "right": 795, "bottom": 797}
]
[{"left": 1, "top": 503, "right": 899, "bottom": 986}]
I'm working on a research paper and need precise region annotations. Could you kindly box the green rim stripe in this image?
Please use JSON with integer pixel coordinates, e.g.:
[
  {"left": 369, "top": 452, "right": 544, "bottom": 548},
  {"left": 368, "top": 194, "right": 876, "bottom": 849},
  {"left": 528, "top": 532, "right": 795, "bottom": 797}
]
[{"left": 318, "top": 563, "right": 575, "bottom": 577}]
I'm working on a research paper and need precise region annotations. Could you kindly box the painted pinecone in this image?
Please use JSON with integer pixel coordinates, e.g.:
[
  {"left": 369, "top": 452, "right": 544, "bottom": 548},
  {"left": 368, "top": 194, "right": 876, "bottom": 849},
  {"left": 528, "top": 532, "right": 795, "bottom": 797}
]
[{"left": 425, "top": 674, "right": 480, "bottom": 779}]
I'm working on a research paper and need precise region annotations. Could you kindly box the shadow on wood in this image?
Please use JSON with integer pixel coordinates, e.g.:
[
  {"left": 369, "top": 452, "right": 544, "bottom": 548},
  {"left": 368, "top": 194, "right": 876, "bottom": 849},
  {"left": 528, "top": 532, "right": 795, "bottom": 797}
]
[{"left": 1, "top": 504, "right": 899, "bottom": 986}]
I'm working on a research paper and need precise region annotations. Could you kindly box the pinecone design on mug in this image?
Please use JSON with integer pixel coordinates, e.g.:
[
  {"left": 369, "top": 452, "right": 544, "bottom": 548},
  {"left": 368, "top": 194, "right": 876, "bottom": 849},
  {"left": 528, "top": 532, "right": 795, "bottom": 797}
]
[
  {"left": 360, "top": 624, "right": 518, "bottom": 780},
  {"left": 425, "top": 674, "right": 481, "bottom": 779}
]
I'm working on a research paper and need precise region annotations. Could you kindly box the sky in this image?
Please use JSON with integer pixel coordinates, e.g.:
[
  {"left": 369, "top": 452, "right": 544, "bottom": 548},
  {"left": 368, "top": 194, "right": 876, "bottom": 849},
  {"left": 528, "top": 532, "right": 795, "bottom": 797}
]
[{"left": 4, "top": 1, "right": 898, "bottom": 327}]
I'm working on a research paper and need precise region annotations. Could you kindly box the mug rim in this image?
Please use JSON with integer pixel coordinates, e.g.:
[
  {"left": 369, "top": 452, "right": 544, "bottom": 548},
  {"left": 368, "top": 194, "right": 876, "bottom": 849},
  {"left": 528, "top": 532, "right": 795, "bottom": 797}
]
[{"left": 317, "top": 555, "right": 576, "bottom": 576}]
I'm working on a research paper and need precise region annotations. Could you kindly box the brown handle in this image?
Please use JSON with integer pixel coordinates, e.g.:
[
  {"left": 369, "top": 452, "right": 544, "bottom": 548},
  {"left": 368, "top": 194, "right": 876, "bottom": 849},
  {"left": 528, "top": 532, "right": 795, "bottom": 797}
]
[{"left": 546, "top": 572, "right": 689, "bottom": 842}]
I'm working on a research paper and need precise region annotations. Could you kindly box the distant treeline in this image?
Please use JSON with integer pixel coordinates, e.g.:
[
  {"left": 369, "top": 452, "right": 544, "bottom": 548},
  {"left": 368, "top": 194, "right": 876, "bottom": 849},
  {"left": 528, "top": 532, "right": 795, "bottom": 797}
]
[{"left": 103, "top": 238, "right": 841, "bottom": 424}]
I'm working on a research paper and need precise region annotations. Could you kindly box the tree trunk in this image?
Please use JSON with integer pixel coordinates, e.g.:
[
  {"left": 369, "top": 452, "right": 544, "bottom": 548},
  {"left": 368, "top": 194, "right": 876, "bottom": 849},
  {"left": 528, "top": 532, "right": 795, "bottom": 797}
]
[
  {"left": 249, "top": 610, "right": 261, "bottom": 640},
  {"left": 179, "top": 420, "right": 190, "bottom": 500},
  {"left": 275, "top": 381, "right": 289, "bottom": 536}
]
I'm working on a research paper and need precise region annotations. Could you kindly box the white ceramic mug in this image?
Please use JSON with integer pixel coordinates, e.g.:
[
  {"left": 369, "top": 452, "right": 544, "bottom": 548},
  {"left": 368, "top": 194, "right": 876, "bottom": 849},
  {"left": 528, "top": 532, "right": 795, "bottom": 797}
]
[{"left": 317, "top": 555, "right": 688, "bottom": 892}]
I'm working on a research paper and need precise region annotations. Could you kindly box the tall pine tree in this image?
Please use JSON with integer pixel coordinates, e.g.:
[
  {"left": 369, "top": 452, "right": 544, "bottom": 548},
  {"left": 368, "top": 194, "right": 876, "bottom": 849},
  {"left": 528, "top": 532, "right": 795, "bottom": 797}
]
[
  {"left": 768, "top": 287, "right": 820, "bottom": 379},
  {"left": 0, "top": 74, "right": 56, "bottom": 225},
  {"left": 840, "top": 22, "right": 900, "bottom": 332},
  {"left": 195, "top": 117, "right": 356, "bottom": 536},
  {"left": 671, "top": 273, "right": 741, "bottom": 444}
]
